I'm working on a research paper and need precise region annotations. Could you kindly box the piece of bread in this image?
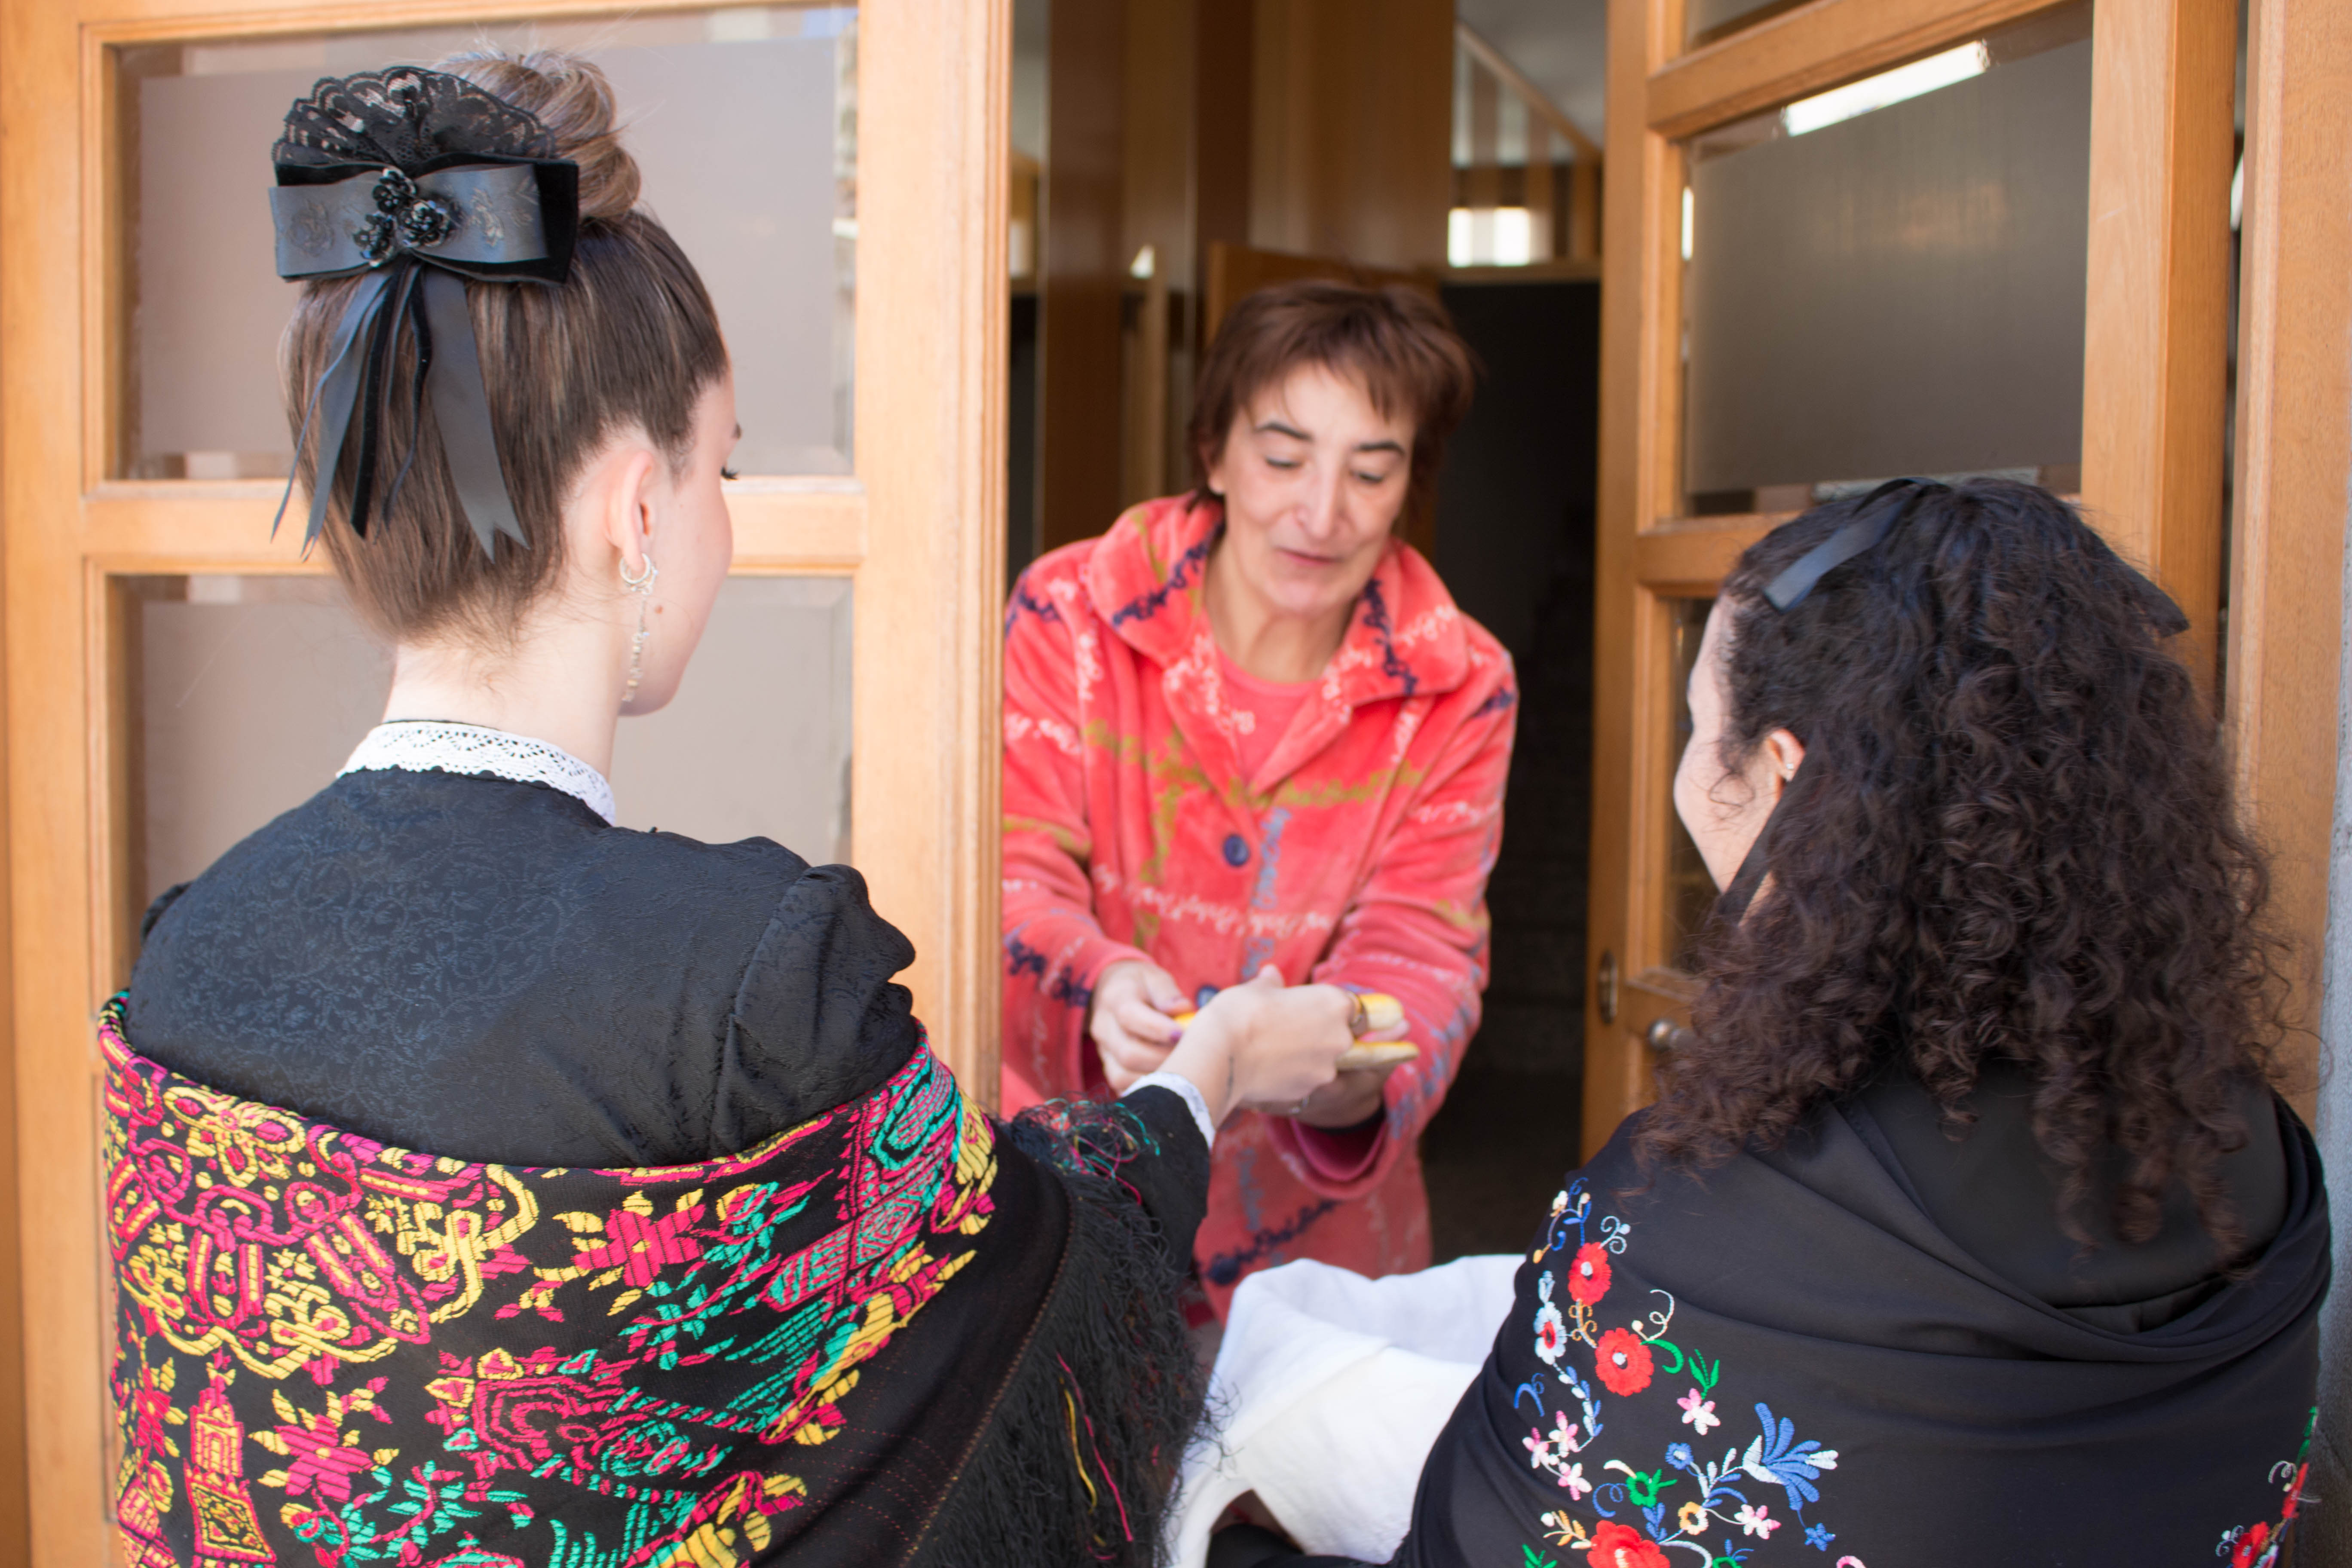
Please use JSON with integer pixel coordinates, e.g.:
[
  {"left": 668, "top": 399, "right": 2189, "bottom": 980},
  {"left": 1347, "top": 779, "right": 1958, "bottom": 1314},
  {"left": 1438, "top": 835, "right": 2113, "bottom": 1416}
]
[{"left": 1167, "top": 992, "right": 1416, "bottom": 1070}]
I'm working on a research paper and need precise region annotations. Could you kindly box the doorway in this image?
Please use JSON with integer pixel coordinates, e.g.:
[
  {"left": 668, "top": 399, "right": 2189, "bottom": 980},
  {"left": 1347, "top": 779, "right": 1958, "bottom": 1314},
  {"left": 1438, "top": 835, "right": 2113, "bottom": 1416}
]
[
  {"left": 1422, "top": 275, "right": 1601, "bottom": 1258},
  {"left": 1011, "top": 0, "right": 1610, "bottom": 1259}
]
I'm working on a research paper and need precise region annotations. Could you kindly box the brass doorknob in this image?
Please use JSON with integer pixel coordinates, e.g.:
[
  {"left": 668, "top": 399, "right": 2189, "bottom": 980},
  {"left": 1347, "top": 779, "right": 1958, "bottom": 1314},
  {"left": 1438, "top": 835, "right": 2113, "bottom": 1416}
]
[{"left": 1645, "top": 1016, "right": 1694, "bottom": 1053}]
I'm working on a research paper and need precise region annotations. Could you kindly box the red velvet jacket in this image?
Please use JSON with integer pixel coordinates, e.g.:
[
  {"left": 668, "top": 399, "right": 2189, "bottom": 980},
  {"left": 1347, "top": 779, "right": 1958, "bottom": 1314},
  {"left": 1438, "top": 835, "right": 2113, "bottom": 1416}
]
[{"left": 1001, "top": 494, "right": 1516, "bottom": 1312}]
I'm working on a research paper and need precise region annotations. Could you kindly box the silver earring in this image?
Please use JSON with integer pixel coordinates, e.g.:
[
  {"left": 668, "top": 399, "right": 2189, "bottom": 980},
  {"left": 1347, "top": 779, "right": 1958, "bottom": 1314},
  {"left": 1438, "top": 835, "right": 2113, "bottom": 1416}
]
[{"left": 620, "top": 555, "right": 660, "bottom": 707}]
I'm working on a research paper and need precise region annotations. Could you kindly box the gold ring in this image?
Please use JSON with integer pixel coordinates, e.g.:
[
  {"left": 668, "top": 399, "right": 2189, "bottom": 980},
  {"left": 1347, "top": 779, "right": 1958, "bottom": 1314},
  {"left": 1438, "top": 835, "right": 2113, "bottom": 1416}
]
[{"left": 1347, "top": 992, "right": 1369, "bottom": 1038}]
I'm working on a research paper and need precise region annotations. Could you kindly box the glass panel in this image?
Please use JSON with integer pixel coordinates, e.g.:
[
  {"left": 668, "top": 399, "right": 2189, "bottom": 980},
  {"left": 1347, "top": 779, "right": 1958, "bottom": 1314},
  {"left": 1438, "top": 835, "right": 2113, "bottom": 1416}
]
[
  {"left": 137, "top": 577, "right": 390, "bottom": 902},
  {"left": 609, "top": 576, "right": 854, "bottom": 862},
  {"left": 121, "top": 6, "right": 855, "bottom": 481},
  {"left": 1662, "top": 596, "right": 1715, "bottom": 972},
  {"left": 1681, "top": 6, "right": 2094, "bottom": 508},
  {"left": 1686, "top": 0, "right": 1812, "bottom": 51},
  {"left": 135, "top": 573, "right": 853, "bottom": 911}
]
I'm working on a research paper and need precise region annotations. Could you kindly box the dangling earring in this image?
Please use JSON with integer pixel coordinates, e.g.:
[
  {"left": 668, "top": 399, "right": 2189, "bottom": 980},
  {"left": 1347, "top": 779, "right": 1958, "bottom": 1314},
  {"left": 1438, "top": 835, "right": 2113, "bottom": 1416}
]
[{"left": 620, "top": 554, "right": 660, "bottom": 708}]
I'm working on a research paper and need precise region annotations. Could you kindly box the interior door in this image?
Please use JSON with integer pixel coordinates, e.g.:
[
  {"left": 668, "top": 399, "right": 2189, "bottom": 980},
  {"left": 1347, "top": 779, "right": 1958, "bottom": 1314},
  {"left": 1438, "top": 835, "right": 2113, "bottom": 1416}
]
[
  {"left": 0, "top": 1, "right": 1007, "bottom": 1559},
  {"left": 1582, "top": 0, "right": 2236, "bottom": 1158}
]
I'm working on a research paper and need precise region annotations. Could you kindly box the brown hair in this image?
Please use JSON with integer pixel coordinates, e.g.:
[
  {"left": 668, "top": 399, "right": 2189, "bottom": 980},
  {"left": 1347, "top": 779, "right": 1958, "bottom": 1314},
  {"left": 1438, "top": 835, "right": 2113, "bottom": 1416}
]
[
  {"left": 1188, "top": 279, "right": 1476, "bottom": 519},
  {"left": 285, "top": 49, "right": 728, "bottom": 645}
]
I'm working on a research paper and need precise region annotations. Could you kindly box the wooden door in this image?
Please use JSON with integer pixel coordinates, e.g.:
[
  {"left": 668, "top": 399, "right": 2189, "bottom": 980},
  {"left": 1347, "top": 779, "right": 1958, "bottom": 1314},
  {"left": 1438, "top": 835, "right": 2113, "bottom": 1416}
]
[
  {"left": 1582, "top": 0, "right": 2237, "bottom": 1157},
  {"left": 0, "top": 1, "right": 1007, "bottom": 1559}
]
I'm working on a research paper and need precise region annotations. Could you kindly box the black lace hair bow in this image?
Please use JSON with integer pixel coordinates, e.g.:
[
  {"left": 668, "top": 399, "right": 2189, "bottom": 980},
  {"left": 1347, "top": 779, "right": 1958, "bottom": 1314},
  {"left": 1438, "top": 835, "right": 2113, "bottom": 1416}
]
[{"left": 270, "top": 68, "right": 580, "bottom": 554}]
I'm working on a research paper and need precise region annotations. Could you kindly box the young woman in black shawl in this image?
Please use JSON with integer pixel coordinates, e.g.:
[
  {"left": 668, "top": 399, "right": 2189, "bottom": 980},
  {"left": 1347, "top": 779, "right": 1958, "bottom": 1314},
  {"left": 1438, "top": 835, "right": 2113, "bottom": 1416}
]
[
  {"left": 1214, "top": 480, "right": 2328, "bottom": 1568},
  {"left": 107, "top": 52, "right": 1360, "bottom": 1568}
]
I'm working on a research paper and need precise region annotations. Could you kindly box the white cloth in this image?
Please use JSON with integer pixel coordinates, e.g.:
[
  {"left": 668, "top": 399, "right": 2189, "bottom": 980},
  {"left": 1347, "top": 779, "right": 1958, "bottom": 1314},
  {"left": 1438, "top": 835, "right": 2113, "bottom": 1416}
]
[
  {"left": 340, "top": 720, "right": 618, "bottom": 825},
  {"left": 1124, "top": 1071, "right": 1218, "bottom": 1149},
  {"left": 1168, "top": 1254, "right": 1520, "bottom": 1566}
]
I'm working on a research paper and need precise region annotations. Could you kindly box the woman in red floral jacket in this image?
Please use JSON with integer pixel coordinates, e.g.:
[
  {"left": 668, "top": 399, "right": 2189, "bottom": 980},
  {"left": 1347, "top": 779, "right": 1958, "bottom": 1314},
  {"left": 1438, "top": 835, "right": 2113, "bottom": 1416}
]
[{"left": 1001, "top": 281, "right": 1516, "bottom": 1314}]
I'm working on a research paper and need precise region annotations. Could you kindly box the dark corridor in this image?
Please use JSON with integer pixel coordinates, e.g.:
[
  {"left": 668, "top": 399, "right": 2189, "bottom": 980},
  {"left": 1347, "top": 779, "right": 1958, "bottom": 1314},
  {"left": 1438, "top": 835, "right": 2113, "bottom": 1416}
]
[{"left": 1421, "top": 277, "right": 1600, "bottom": 1260}]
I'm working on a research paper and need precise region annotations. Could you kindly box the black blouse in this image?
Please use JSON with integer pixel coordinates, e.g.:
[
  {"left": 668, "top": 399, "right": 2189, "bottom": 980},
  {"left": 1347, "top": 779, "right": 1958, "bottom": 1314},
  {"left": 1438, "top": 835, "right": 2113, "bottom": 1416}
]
[{"left": 130, "top": 766, "right": 924, "bottom": 1167}]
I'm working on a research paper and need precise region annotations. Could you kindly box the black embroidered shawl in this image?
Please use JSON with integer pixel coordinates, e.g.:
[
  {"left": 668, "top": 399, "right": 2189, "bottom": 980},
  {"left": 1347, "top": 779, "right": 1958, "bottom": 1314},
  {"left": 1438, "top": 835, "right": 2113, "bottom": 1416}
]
[
  {"left": 1391, "top": 1097, "right": 2328, "bottom": 1568},
  {"left": 106, "top": 1001, "right": 1208, "bottom": 1568}
]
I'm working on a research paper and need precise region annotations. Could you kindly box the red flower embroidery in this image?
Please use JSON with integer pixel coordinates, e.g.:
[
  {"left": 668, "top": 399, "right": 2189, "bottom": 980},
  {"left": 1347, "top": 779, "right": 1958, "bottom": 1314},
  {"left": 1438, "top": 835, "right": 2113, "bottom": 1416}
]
[
  {"left": 570, "top": 1195, "right": 707, "bottom": 1287},
  {"left": 1568, "top": 1243, "right": 1612, "bottom": 1306},
  {"left": 2285, "top": 1463, "right": 2310, "bottom": 1520},
  {"left": 2232, "top": 1522, "right": 2272, "bottom": 1568},
  {"left": 1589, "top": 1521, "right": 1670, "bottom": 1568},
  {"left": 1594, "top": 1327, "right": 1654, "bottom": 1397}
]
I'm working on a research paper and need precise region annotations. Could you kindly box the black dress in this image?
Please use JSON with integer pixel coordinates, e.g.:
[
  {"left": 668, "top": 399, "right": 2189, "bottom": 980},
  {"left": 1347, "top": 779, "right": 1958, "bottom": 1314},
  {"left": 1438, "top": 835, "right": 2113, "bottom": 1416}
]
[{"left": 127, "top": 763, "right": 1209, "bottom": 1568}]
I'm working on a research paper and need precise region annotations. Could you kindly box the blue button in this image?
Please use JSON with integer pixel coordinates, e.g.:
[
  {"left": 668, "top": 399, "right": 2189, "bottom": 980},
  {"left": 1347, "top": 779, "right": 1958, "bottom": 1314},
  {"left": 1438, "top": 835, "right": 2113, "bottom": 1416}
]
[{"left": 1222, "top": 833, "right": 1250, "bottom": 867}]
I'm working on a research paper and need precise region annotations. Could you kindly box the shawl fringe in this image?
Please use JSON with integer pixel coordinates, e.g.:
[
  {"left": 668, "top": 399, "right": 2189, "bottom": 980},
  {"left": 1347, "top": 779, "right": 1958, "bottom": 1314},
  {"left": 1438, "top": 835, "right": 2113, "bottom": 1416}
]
[{"left": 916, "top": 1104, "right": 1207, "bottom": 1568}]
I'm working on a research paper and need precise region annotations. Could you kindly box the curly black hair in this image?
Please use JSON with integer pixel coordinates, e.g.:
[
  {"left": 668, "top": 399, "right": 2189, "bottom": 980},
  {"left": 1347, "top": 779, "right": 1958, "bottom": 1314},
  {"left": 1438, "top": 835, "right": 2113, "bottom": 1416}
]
[{"left": 1640, "top": 479, "right": 2288, "bottom": 1251}]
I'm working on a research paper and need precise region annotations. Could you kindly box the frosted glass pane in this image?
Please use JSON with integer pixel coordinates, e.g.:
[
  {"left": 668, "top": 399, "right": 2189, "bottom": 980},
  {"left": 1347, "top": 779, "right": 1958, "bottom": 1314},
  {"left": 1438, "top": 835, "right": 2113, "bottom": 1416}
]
[
  {"left": 124, "top": 7, "right": 854, "bottom": 481},
  {"left": 1686, "top": 0, "right": 1803, "bottom": 48},
  {"left": 139, "top": 579, "right": 391, "bottom": 902},
  {"left": 138, "top": 574, "right": 854, "bottom": 910},
  {"left": 1682, "top": 36, "right": 2092, "bottom": 499},
  {"left": 609, "top": 576, "right": 854, "bottom": 862}
]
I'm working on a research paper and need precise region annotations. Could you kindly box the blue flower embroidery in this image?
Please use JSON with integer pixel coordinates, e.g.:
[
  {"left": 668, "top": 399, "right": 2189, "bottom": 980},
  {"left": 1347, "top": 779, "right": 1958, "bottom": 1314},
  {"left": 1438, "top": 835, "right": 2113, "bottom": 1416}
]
[{"left": 1740, "top": 1404, "right": 1840, "bottom": 1510}]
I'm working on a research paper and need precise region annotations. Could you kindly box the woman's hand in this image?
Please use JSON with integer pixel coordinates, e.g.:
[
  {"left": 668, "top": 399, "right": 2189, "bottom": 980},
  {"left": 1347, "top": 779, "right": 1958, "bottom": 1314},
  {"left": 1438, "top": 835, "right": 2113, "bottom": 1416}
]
[
  {"left": 1159, "top": 967, "right": 1357, "bottom": 1124},
  {"left": 1289, "top": 1067, "right": 1394, "bottom": 1129},
  {"left": 1088, "top": 959, "right": 1189, "bottom": 1092},
  {"left": 1246, "top": 984, "right": 1409, "bottom": 1129}
]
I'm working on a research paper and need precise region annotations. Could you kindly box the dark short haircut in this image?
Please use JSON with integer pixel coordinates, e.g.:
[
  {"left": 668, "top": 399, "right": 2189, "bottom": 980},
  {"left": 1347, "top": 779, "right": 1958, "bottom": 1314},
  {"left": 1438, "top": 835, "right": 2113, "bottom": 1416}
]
[
  {"left": 285, "top": 50, "right": 729, "bottom": 646},
  {"left": 1645, "top": 480, "right": 2286, "bottom": 1255},
  {"left": 1188, "top": 279, "right": 1476, "bottom": 519}
]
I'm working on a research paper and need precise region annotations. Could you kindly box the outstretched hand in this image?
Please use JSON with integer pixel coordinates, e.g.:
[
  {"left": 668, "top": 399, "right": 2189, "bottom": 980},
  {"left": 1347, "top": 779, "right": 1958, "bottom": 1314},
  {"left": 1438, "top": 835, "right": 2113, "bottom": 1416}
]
[{"left": 1159, "top": 966, "right": 1362, "bottom": 1126}]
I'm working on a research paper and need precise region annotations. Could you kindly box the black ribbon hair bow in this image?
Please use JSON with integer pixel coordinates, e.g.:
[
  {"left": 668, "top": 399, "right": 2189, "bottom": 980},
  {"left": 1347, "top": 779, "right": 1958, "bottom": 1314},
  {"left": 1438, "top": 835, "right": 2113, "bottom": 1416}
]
[
  {"left": 270, "top": 68, "right": 580, "bottom": 554},
  {"left": 1715, "top": 475, "right": 2191, "bottom": 926}
]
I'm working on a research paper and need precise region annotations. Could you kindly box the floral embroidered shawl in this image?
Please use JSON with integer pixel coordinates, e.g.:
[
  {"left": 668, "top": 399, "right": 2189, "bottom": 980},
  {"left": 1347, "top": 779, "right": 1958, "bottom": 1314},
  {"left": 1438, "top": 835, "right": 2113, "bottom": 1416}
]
[
  {"left": 1389, "top": 1096, "right": 2328, "bottom": 1568},
  {"left": 102, "top": 998, "right": 1004, "bottom": 1568}
]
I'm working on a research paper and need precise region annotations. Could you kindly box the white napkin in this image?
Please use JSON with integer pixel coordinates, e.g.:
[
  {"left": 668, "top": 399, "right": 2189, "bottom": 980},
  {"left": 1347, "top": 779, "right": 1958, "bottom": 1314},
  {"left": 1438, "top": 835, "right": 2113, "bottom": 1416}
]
[{"left": 1167, "top": 1253, "right": 1521, "bottom": 1565}]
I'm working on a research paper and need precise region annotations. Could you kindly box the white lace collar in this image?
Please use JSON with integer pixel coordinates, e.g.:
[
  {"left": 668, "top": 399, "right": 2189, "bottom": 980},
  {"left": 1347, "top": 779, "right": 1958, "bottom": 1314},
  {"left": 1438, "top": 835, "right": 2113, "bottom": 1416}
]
[{"left": 339, "top": 720, "right": 618, "bottom": 825}]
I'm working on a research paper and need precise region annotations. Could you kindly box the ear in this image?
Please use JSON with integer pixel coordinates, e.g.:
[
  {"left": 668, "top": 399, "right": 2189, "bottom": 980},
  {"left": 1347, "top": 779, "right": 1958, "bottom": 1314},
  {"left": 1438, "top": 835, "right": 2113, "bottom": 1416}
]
[
  {"left": 1201, "top": 438, "right": 1230, "bottom": 499},
  {"left": 1763, "top": 728, "right": 1807, "bottom": 800},
  {"left": 597, "top": 446, "right": 662, "bottom": 576}
]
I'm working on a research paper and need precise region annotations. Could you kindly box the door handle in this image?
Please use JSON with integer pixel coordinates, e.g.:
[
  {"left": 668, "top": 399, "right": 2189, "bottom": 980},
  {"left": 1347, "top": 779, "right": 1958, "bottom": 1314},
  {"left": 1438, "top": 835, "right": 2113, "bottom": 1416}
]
[{"left": 1645, "top": 1016, "right": 1695, "bottom": 1053}]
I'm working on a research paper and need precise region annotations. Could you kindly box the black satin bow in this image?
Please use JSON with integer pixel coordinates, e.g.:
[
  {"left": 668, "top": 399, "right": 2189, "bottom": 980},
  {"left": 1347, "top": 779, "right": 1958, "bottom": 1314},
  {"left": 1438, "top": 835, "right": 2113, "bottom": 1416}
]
[{"left": 272, "top": 155, "right": 578, "bottom": 553}]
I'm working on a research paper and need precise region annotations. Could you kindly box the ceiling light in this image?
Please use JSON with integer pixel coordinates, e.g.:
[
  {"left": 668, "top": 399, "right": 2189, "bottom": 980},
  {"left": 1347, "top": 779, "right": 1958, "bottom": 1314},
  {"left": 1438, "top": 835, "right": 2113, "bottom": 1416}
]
[{"left": 1782, "top": 43, "right": 1991, "bottom": 137}]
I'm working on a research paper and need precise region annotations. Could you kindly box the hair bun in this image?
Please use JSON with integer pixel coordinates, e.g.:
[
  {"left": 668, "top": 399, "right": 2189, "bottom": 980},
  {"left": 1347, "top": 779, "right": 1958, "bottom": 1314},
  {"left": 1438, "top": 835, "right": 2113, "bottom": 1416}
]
[{"left": 436, "top": 49, "right": 639, "bottom": 221}]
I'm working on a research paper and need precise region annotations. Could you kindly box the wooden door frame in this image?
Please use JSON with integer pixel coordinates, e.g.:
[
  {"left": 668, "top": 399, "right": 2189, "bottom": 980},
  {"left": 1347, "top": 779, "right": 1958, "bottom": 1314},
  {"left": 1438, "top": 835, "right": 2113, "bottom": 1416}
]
[
  {"left": 0, "top": 1, "right": 1008, "bottom": 1559},
  {"left": 2225, "top": 0, "right": 2351, "bottom": 1125},
  {"left": 1585, "top": 0, "right": 2239, "bottom": 1156}
]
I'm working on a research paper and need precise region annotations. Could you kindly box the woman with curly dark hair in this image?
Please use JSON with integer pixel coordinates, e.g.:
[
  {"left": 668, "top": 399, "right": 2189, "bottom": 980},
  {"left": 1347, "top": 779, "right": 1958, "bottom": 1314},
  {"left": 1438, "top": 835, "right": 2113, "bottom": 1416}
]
[{"left": 1202, "top": 480, "right": 2328, "bottom": 1568}]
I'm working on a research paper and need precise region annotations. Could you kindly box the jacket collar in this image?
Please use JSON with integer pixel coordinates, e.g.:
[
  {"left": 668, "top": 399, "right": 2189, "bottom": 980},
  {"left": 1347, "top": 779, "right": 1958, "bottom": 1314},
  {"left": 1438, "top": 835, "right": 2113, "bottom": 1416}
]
[
  {"left": 1084, "top": 493, "right": 1474, "bottom": 795},
  {"left": 1083, "top": 493, "right": 1472, "bottom": 707}
]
